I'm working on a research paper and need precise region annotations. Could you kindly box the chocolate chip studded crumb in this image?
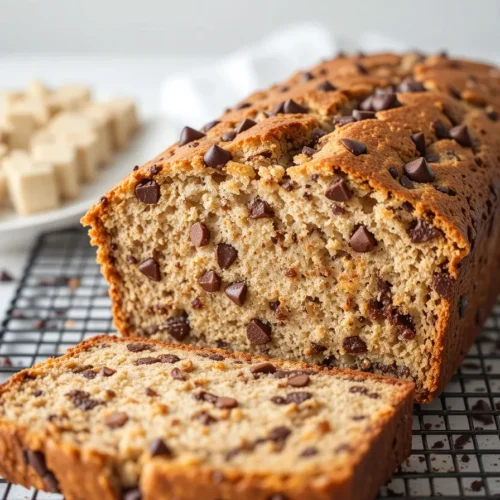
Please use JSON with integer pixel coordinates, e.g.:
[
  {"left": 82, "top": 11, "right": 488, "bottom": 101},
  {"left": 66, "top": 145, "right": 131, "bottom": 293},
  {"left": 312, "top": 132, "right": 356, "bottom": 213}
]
[
  {"left": 343, "top": 336, "right": 367, "bottom": 354},
  {"left": 104, "top": 412, "right": 129, "bottom": 429},
  {"left": 247, "top": 319, "right": 272, "bottom": 345},
  {"left": 135, "top": 179, "right": 161, "bottom": 204}
]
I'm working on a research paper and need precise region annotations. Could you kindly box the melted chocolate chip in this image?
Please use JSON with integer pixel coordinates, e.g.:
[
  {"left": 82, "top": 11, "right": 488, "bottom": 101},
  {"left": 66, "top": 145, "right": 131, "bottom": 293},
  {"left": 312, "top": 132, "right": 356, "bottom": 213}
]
[
  {"left": 268, "top": 426, "right": 291, "bottom": 442},
  {"left": 171, "top": 367, "right": 185, "bottom": 380},
  {"left": 249, "top": 199, "right": 274, "bottom": 219},
  {"left": 388, "top": 167, "right": 398, "bottom": 179},
  {"left": 250, "top": 362, "right": 276, "bottom": 374},
  {"left": 135, "top": 179, "right": 160, "bottom": 204},
  {"left": 65, "top": 390, "right": 101, "bottom": 411},
  {"left": 134, "top": 356, "right": 160, "bottom": 366},
  {"left": 164, "top": 315, "right": 190, "bottom": 341},
  {"left": 247, "top": 319, "right": 272, "bottom": 345},
  {"left": 216, "top": 397, "right": 238, "bottom": 409},
  {"left": 408, "top": 220, "right": 442, "bottom": 243},
  {"left": 400, "top": 175, "right": 415, "bottom": 189},
  {"left": 287, "top": 374, "right": 310, "bottom": 387},
  {"left": 159, "top": 354, "right": 181, "bottom": 363},
  {"left": 138, "top": 258, "right": 161, "bottom": 282},
  {"left": 432, "top": 273, "right": 455, "bottom": 299},
  {"left": 300, "top": 447, "right": 318, "bottom": 457},
  {"left": 127, "top": 343, "right": 155, "bottom": 353},
  {"left": 343, "top": 336, "right": 367, "bottom": 354}
]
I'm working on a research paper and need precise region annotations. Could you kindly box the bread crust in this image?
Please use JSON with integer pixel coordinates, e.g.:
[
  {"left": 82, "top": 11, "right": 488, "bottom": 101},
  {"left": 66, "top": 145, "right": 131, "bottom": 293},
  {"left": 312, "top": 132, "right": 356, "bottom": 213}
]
[
  {"left": 0, "top": 335, "right": 414, "bottom": 500},
  {"left": 82, "top": 52, "right": 500, "bottom": 403}
]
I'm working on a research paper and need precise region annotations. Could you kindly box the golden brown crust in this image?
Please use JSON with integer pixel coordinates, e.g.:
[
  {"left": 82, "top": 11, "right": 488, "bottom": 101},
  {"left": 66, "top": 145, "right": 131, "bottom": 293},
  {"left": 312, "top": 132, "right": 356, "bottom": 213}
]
[
  {"left": 81, "top": 52, "right": 500, "bottom": 403},
  {"left": 0, "top": 335, "right": 414, "bottom": 500}
]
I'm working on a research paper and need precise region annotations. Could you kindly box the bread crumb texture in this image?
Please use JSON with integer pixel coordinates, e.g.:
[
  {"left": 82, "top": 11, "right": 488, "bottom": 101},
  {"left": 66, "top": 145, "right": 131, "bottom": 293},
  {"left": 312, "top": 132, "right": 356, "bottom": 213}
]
[{"left": 82, "top": 52, "right": 500, "bottom": 403}]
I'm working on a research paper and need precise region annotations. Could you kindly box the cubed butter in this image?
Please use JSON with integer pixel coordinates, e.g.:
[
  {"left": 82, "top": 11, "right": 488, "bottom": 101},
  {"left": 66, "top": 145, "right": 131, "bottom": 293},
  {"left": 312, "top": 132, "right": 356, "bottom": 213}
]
[{"left": 107, "top": 97, "right": 139, "bottom": 150}]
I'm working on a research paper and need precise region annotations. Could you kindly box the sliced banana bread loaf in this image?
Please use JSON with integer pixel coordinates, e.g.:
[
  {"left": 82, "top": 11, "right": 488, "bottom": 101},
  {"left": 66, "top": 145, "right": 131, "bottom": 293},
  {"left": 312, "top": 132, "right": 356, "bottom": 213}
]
[
  {"left": 0, "top": 335, "right": 413, "bottom": 500},
  {"left": 82, "top": 52, "right": 500, "bottom": 402}
]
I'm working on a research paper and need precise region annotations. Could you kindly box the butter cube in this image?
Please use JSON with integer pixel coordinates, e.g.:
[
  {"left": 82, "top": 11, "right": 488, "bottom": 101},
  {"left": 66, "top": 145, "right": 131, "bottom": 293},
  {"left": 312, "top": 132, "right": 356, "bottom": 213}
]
[
  {"left": 107, "top": 97, "right": 139, "bottom": 150},
  {"left": 27, "top": 80, "right": 51, "bottom": 100},
  {"left": 80, "top": 104, "right": 114, "bottom": 164},
  {"left": 49, "top": 112, "right": 108, "bottom": 167},
  {"left": 32, "top": 143, "right": 79, "bottom": 199},
  {"left": 3, "top": 151, "right": 59, "bottom": 214},
  {"left": 49, "top": 85, "right": 91, "bottom": 112},
  {"left": 2, "top": 111, "right": 35, "bottom": 150}
]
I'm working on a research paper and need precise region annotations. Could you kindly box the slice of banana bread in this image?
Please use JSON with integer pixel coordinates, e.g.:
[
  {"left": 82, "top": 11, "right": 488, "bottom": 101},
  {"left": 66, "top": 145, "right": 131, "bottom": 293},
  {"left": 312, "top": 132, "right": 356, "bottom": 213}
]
[
  {"left": 0, "top": 335, "right": 413, "bottom": 500},
  {"left": 82, "top": 52, "right": 500, "bottom": 402}
]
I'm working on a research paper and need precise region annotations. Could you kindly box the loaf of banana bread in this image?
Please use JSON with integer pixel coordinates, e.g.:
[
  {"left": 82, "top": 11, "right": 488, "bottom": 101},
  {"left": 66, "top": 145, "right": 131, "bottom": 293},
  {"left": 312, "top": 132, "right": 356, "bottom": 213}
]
[
  {"left": 0, "top": 335, "right": 413, "bottom": 500},
  {"left": 82, "top": 52, "right": 500, "bottom": 402}
]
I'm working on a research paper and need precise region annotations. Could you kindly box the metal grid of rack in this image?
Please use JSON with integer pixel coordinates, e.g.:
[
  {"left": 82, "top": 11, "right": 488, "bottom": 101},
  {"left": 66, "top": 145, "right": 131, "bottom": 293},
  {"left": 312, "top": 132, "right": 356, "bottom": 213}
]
[{"left": 0, "top": 227, "right": 498, "bottom": 499}]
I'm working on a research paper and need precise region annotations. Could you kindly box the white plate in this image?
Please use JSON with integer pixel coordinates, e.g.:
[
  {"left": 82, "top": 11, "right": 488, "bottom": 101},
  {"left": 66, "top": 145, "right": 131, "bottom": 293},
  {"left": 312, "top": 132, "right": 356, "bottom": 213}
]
[{"left": 0, "top": 115, "right": 177, "bottom": 249}]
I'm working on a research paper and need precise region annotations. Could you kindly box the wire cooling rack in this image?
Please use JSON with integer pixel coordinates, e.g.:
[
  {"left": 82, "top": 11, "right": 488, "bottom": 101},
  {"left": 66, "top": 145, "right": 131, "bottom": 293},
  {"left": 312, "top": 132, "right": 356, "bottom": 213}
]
[{"left": 0, "top": 227, "right": 498, "bottom": 500}]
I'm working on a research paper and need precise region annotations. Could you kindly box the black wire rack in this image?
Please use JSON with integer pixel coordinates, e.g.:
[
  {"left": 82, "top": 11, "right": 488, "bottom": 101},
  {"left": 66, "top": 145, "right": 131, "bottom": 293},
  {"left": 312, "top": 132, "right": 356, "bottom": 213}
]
[{"left": 0, "top": 227, "right": 499, "bottom": 500}]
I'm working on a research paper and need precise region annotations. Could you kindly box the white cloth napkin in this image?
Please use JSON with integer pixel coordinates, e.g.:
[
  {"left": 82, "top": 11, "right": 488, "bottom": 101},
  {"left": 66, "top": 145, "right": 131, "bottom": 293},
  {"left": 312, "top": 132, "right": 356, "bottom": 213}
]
[{"left": 161, "top": 24, "right": 339, "bottom": 127}]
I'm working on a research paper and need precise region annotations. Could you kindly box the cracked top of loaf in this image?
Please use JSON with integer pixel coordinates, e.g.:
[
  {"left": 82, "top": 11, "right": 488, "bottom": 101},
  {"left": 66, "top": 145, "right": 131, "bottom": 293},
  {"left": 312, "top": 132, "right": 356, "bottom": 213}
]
[{"left": 84, "top": 51, "right": 500, "bottom": 275}]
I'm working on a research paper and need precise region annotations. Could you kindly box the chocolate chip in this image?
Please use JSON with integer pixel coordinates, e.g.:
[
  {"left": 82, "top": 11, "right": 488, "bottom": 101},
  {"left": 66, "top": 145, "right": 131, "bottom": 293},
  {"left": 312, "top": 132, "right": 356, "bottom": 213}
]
[
  {"left": 408, "top": 220, "right": 442, "bottom": 243},
  {"left": 302, "top": 146, "right": 315, "bottom": 156},
  {"left": 249, "top": 199, "right": 274, "bottom": 219},
  {"left": 127, "top": 256, "right": 137, "bottom": 265},
  {"left": 127, "top": 343, "right": 155, "bottom": 353},
  {"left": 340, "top": 138, "right": 366, "bottom": 156},
  {"left": 459, "top": 296, "right": 468, "bottom": 318},
  {"left": 235, "top": 118, "right": 257, "bottom": 134},
  {"left": 26, "top": 450, "right": 48, "bottom": 476},
  {"left": 433, "top": 120, "right": 449, "bottom": 139},
  {"left": 288, "top": 374, "right": 310, "bottom": 387},
  {"left": 138, "top": 258, "right": 161, "bottom": 282},
  {"left": 301, "top": 72, "right": 314, "bottom": 82},
  {"left": 123, "top": 488, "right": 142, "bottom": 500},
  {"left": 425, "top": 153, "right": 440, "bottom": 163},
  {"left": 79, "top": 369, "right": 95, "bottom": 379},
  {"left": 404, "top": 158, "right": 435, "bottom": 183},
  {"left": 316, "top": 80, "right": 336, "bottom": 91},
  {"left": 204, "top": 145, "right": 232, "bottom": 167},
  {"left": 235, "top": 102, "right": 251, "bottom": 110},
  {"left": 310, "top": 128, "right": 326, "bottom": 145},
  {"left": 449, "top": 124, "right": 472, "bottom": 147},
  {"left": 282, "top": 99, "right": 308, "bottom": 114},
  {"left": 190, "top": 222, "right": 211, "bottom": 247},
  {"left": 325, "top": 178, "right": 352, "bottom": 202},
  {"left": 286, "top": 392, "right": 312, "bottom": 404},
  {"left": 432, "top": 273, "right": 455, "bottom": 299},
  {"left": 350, "top": 225, "right": 377, "bottom": 252},
  {"left": 145, "top": 387, "right": 157, "bottom": 397},
  {"left": 104, "top": 411, "right": 128, "bottom": 428},
  {"left": 388, "top": 167, "right": 398, "bottom": 179},
  {"left": 159, "top": 354, "right": 181, "bottom": 363},
  {"left": 355, "top": 62, "right": 368, "bottom": 75},
  {"left": 100, "top": 196, "right": 109, "bottom": 205},
  {"left": 202, "top": 120, "right": 220, "bottom": 133},
  {"left": 372, "top": 93, "right": 400, "bottom": 111},
  {"left": 0, "top": 270, "right": 13, "bottom": 282},
  {"left": 149, "top": 438, "right": 173, "bottom": 458},
  {"left": 411, "top": 132, "right": 426, "bottom": 156},
  {"left": 43, "top": 472, "right": 60, "bottom": 493},
  {"left": 134, "top": 356, "right": 160, "bottom": 366},
  {"left": 397, "top": 79, "right": 425, "bottom": 92},
  {"left": 170, "top": 367, "right": 185, "bottom": 381},
  {"left": 179, "top": 126, "right": 205, "bottom": 146},
  {"left": 343, "top": 336, "right": 367, "bottom": 354},
  {"left": 352, "top": 109, "right": 376, "bottom": 121},
  {"left": 195, "top": 391, "right": 219, "bottom": 404},
  {"left": 65, "top": 390, "right": 101, "bottom": 411},
  {"left": 300, "top": 447, "right": 318, "bottom": 457},
  {"left": 135, "top": 179, "right": 160, "bottom": 204},
  {"left": 221, "top": 131, "right": 236, "bottom": 142},
  {"left": 250, "top": 362, "right": 276, "bottom": 374},
  {"left": 198, "top": 271, "right": 221, "bottom": 292},
  {"left": 215, "top": 243, "right": 238, "bottom": 269},
  {"left": 98, "top": 367, "right": 116, "bottom": 378},
  {"left": 164, "top": 315, "right": 190, "bottom": 341},
  {"left": 191, "top": 297, "right": 203, "bottom": 309},
  {"left": 216, "top": 397, "right": 238, "bottom": 409},
  {"left": 225, "top": 282, "right": 247, "bottom": 306},
  {"left": 268, "top": 426, "right": 291, "bottom": 441},
  {"left": 333, "top": 116, "right": 356, "bottom": 127},
  {"left": 400, "top": 175, "right": 415, "bottom": 189},
  {"left": 247, "top": 319, "right": 272, "bottom": 344}
]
